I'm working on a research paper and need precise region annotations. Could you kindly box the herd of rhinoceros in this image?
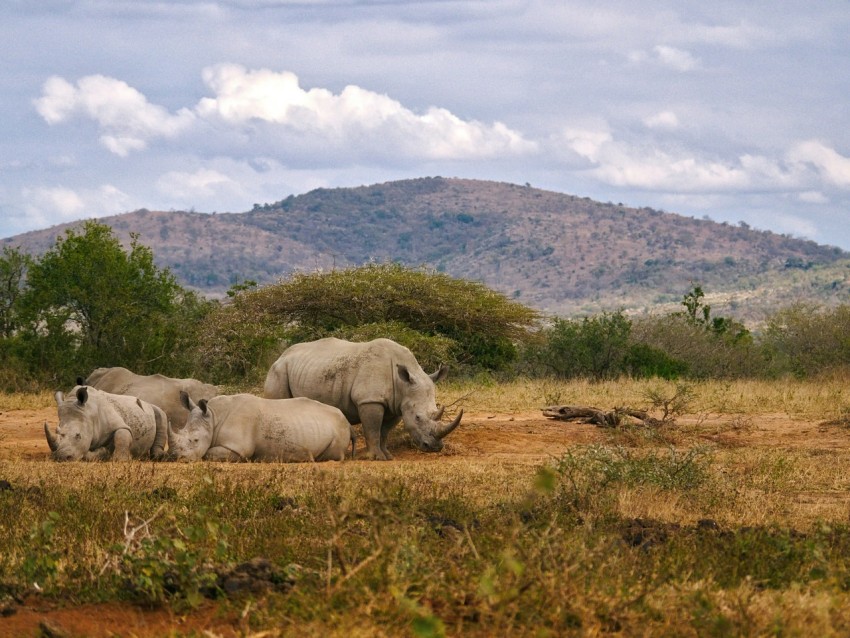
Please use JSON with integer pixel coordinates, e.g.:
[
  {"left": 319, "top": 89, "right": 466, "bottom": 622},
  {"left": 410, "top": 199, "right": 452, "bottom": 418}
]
[{"left": 43, "top": 337, "right": 463, "bottom": 463}]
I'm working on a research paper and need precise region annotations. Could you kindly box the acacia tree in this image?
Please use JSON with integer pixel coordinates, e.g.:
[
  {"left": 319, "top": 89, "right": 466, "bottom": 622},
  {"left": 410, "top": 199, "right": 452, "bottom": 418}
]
[
  {"left": 18, "top": 221, "right": 208, "bottom": 381},
  {"left": 196, "top": 263, "right": 540, "bottom": 382}
]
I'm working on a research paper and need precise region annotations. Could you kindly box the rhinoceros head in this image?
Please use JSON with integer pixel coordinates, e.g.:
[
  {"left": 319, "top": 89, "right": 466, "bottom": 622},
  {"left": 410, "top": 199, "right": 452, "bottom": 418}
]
[
  {"left": 45, "top": 387, "right": 95, "bottom": 461},
  {"left": 396, "top": 364, "right": 463, "bottom": 452},
  {"left": 167, "top": 391, "right": 214, "bottom": 461}
]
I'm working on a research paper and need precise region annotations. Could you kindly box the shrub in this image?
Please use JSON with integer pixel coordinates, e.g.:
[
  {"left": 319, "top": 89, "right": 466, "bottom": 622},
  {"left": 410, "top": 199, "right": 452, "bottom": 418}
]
[
  {"left": 9, "top": 221, "right": 212, "bottom": 385},
  {"left": 523, "top": 310, "right": 686, "bottom": 380},
  {"left": 195, "top": 263, "right": 540, "bottom": 383},
  {"left": 630, "top": 314, "right": 762, "bottom": 379},
  {"left": 761, "top": 303, "right": 850, "bottom": 377}
]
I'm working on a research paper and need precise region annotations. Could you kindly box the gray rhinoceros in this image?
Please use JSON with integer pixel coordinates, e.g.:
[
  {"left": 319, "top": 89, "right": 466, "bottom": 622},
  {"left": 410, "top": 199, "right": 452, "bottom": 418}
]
[
  {"left": 167, "top": 392, "right": 352, "bottom": 462},
  {"left": 263, "top": 337, "right": 462, "bottom": 460},
  {"left": 81, "top": 367, "right": 219, "bottom": 429},
  {"left": 44, "top": 386, "right": 167, "bottom": 461}
]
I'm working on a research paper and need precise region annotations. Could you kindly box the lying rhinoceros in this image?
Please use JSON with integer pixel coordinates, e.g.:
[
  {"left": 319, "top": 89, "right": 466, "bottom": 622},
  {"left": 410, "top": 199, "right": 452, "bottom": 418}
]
[
  {"left": 44, "top": 386, "right": 167, "bottom": 461},
  {"left": 167, "top": 392, "right": 353, "bottom": 462},
  {"left": 263, "top": 337, "right": 462, "bottom": 460},
  {"left": 81, "top": 366, "right": 219, "bottom": 429}
]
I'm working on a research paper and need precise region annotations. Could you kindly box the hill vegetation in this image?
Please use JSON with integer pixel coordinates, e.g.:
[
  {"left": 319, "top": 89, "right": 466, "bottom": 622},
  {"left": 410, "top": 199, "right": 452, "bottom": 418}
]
[{"left": 3, "top": 177, "right": 848, "bottom": 321}]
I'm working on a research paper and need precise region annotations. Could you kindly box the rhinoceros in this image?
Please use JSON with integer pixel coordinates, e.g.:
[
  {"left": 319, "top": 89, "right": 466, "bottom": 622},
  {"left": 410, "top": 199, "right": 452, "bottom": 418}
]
[
  {"left": 167, "top": 392, "right": 352, "bottom": 462},
  {"left": 81, "top": 367, "right": 219, "bottom": 429},
  {"left": 44, "top": 386, "right": 167, "bottom": 461},
  {"left": 263, "top": 337, "right": 462, "bottom": 460}
]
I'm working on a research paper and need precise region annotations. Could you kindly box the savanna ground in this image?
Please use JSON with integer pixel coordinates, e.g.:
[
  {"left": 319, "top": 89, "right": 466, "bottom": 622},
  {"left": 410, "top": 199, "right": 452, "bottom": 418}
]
[{"left": 3, "top": 377, "right": 850, "bottom": 637}]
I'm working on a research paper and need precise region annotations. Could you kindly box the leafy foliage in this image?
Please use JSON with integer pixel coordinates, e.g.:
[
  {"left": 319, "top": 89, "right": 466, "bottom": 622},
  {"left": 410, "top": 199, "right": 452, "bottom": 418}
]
[
  {"left": 762, "top": 303, "right": 850, "bottom": 377},
  {"left": 0, "top": 246, "right": 30, "bottom": 339},
  {"left": 524, "top": 310, "right": 685, "bottom": 380},
  {"left": 196, "top": 263, "right": 540, "bottom": 382},
  {"left": 3, "top": 221, "right": 212, "bottom": 387}
]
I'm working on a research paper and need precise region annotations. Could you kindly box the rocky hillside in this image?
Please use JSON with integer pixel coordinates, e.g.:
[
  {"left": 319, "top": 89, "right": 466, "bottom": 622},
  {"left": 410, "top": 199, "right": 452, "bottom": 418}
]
[{"left": 4, "top": 177, "right": 849, "bottom": 320}]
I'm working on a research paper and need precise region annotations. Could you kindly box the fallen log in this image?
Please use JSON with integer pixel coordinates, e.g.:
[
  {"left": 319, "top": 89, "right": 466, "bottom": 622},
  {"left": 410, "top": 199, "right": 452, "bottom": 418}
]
[{"left": 542, "top": 405, "right": 665, "bottom": 428}]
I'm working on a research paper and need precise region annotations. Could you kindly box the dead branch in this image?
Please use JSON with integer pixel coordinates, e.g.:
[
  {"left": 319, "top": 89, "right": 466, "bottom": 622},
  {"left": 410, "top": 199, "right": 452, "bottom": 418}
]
[{"left": 542, "top": 405, "right": 665, "bottom": 428}]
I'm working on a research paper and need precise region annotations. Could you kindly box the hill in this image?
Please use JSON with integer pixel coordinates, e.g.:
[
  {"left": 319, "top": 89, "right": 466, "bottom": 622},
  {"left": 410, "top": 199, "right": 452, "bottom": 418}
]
[{"left": 4, "top": 177, "right": 849, "bottom": 321}]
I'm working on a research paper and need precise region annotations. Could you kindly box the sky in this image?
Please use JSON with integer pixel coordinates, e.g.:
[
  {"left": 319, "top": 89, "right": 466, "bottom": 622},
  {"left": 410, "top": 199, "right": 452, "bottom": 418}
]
[{"left": 2, "top": 1, "right": 850, "bottom": 249}]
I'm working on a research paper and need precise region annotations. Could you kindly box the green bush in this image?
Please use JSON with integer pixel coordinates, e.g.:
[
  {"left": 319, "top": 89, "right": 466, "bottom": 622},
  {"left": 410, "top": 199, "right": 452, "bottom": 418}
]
[
  {"left": 522, "top": 310, "right": 686, "bottom": 380},
  {"left": 630, "top": 314, "right": 762, "bottom": 379},
  {"left": 761, "top": 303, "right": 850, "bottom": 377},
  {"left": 525, "top": 312, "right": 632, "bottom": 380},
  {"left": 4, "top": 221, "right": 213, "bottom": 386},
  {"left": 196, "top": 263, "right": 540, "bottom": 383}
]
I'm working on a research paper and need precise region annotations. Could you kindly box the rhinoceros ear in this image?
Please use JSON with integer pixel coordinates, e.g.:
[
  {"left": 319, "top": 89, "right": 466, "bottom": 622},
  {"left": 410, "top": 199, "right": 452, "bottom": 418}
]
[
  {"left": 198, "top": 399, "right": 209, "bottom": 416},
  {"left": 179, "top": 390, "right": 194, "bottom": 411},
  {"left": 396, "top": 364, "right": 413, "bottom": 385},
  {"left": 76, "top": 376, "right": 85, "bottom": 386},
  {"left": 428, "top": 364, "right": 449, "bottom": 384},
  {"left": 76, "top": 386, "right": 89, "bottom": 406}
]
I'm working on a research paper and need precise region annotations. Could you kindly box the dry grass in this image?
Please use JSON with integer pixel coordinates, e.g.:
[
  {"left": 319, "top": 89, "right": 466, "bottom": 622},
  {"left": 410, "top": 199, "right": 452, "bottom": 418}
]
[
  {"left": 443, "top": 374, "right": 850, "bottom": 419},
  {"left": 0, "top": 390, "right": 54, "bottom": 411}
]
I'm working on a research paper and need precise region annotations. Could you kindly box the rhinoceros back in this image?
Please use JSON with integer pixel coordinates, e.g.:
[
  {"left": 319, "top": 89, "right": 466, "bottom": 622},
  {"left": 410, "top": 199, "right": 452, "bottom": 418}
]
[
  {"left": 86, "top": 367, "right": 218, "bottom": 429},
  {"left": 264, "top": 338, "right": 416, "bottom": 423},
  {"left": 211, "top": 394, "right": 350, "bottom": 461}
]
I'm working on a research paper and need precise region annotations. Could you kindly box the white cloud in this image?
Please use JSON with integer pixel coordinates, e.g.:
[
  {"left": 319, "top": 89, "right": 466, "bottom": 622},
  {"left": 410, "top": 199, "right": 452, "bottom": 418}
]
[
  {"left": 34, "top": 65, "right": 535, "bottom": 162},
  {"left": 34, "top": 75, "right": 195, "bottom": 156},
  {"left": 653, "top": 45, "right": 698, "bottom": 72},
  {"left": 798, "top": 190, "right": 829, "bottom": 204},
  {"left": 556, "top": 126, "right": 841, "bottom": 194},
  {"left": 560, "top": 126, "right": 752, "bottom": 191},
  {"left": 195, "top": 64, "right": 535, "bottom": 159},
  {"left": 21, "top": 184, "right": 131, "bottom": 228},
  {"left": 559, "top": 127, "right": 612, "bottom": 164},
  {"left": 643, "top": 110, "right": 679, "bottom": 130},
  {"left": 156, "top": 168, "right": 242, "bottom": 201},
  {"left": 788, "top": 140, "right": 850, "bottom": 188},
  {"left": 772, "top": 213, "right": 819, "bottom": 239}
]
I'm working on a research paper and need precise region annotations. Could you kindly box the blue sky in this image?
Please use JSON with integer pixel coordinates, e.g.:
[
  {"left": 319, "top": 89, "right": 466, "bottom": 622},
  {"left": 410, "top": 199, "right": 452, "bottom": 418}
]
[{"left": 2, "top": 1, "right": 850, "bottom": 249}]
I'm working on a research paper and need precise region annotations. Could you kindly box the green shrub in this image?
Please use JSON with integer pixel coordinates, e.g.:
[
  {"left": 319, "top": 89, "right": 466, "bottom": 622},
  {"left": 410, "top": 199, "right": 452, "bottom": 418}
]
[
  {"left": 762, "top": 303, "right": 850, "bottom": 377},
  {"left": 118, "top": 507, "right": 230, "bottom": 608},
  {"left": 195, "top": 263, "right": 540, "bottom": 382}
]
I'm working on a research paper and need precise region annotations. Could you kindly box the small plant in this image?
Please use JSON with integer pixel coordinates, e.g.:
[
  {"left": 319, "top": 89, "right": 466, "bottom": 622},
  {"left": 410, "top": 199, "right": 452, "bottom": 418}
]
[
  {"left": 551, "top": 444, "right": 714, "bottom": 521},
  {"left": 114, "top": 506, "right": 230, "bottom": 608},
  {"left": 643, "top": 382, "right": 695, "bottom": 423},
  {"left": 21, "top": 511, "right": 62, "bottom": 591}
]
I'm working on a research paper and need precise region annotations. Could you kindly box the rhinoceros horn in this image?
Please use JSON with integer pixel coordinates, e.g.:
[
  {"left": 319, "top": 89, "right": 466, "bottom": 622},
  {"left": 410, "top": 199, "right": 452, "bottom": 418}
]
[
  {"left": 432, "top": 405, "right": 445, "bottom": 421},
  {"left": 44, "top": 422, "right": 58, "bottom": 452},
  {"left": 435, "top": 409, "right": 463, "bottom": 439}
]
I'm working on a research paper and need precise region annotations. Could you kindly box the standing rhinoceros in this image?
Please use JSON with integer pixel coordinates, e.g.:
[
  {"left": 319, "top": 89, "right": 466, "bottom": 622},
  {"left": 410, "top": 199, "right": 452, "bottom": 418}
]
[
  {"left": 263, "top": 337, "right": 462, "bottom": 460},
  {"left": 82, "top": 367, "right": 219, "bottom": 429},
  {"left": 168, "top": 392, "right": 352, "bottom": 462},
  {"left": 44, "top": 386, "right": 167, "bottom": 461}
]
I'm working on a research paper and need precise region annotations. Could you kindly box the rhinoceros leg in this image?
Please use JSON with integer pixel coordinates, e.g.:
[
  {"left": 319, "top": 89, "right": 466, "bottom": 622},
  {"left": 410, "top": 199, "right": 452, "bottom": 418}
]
[
  {"left": 111, "top": 429, "right": 133, "bottom": 461},
  {"left": 380, "top": 416, "right": 402, "bottom": 460},
  {"left": 83, "top": 447, "right": 111, "bottom": 462},
  {"left": 358, "top": 403, "right": 392, "bottom": 461}
]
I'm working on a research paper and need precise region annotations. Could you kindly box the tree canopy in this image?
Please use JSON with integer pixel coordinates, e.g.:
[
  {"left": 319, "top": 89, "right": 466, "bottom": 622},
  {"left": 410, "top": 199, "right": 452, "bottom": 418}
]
[
  {"left": 196, "top": 263, "right": 541, "bottom": 381},
  {"left": 4, "top": 221, "right": 209, "bottom": 387}
]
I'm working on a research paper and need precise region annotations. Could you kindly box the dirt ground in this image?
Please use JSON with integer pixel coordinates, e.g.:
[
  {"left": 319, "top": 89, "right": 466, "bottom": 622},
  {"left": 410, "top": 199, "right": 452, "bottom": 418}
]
[
  {"left": 2, "top": 406, "right": 848, "bottom": 636},
  {"left": 4, "top": 407, "right": 847, "bottom": 462}
]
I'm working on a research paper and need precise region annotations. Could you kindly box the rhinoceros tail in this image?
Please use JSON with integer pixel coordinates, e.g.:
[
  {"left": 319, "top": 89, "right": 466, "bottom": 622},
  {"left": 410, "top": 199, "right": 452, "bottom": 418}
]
[
  {"left": 150, "top": 405, "right": 168, "bottom": 460},
  {"left": 349, "top": 425, "right": 357, "bottom": 459}
]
